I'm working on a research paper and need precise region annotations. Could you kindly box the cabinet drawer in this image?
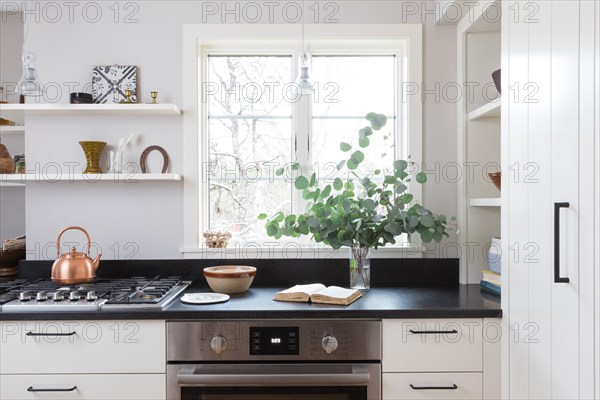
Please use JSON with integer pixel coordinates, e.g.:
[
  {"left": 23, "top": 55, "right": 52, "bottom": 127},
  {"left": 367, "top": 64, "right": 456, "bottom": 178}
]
[
  {"left": 382, "top": 319, "right": 483, "bottom": 372},
  {"left": 0, "top": 374, "right": 165, "bottom": 400},
  {"left": 383, "top": 372, "right": 482, "bottom": 399},
  {"left": 0, "top": 320, "right": 165, "bottom": 374}
]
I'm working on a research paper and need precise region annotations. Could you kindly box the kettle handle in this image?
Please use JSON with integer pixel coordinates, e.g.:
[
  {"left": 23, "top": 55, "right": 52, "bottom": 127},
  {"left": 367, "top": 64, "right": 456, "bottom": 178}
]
[{"left": 56, "top": 226, "right": 92, "bottom": 258}]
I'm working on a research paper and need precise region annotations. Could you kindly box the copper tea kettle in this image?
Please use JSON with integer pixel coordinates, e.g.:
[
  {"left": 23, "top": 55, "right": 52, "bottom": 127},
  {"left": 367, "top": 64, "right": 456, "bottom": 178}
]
[{"left": 51, "top": 226, "right": 101, "bottom": 284}]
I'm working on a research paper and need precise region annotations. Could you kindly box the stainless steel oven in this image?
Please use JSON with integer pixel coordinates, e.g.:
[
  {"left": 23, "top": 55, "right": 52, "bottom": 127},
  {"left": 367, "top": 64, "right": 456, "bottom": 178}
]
[{"left": 166, "top": 320, "right": 381, "bottom": 400}]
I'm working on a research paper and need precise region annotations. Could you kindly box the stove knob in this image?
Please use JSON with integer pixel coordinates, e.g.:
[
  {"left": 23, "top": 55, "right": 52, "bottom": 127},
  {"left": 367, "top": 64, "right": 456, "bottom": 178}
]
[
  {"left": 86, "top": 291, "right": 98, "bottom": 301},
  {"left": 36, "top": 291, "right": 48, "bottom": 301},
  {"left": 69, "top": 291, "right": 81, "bottom": 301},
  {"left": 18, "top": 291, "right": 32, "bottom": 301},
  {"left": 52, "top": 292, "right": 65, "bottom": 301},
  {"left": 321, "top": 335, "right": 339, "bottom": 354},
  {"left": 211, "top": 336, "right": 228, "bottom": 355}
]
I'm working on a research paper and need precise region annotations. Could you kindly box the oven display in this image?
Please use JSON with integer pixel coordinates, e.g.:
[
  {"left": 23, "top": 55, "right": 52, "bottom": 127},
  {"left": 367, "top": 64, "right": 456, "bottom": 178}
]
[{"left": 249, "top": 327, "right": 299, "bottom": 355}]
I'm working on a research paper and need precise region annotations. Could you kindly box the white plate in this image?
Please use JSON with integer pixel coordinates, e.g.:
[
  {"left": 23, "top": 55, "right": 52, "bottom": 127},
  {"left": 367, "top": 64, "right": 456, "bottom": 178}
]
[{"left": 180, "top": 292, "right": 230, "bottom": 305}]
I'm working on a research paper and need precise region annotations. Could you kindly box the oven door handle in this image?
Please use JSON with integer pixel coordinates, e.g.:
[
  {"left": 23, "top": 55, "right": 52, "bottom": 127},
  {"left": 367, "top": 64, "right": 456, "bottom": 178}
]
[{"left": 177, "top": 371, "right": 371, "bottom": 387}]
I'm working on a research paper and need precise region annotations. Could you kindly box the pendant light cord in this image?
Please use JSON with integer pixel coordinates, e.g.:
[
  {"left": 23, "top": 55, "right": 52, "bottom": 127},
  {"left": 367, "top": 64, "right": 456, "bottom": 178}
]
[{"left": 301, "top": 0, "right": 305, "bottom": 53}]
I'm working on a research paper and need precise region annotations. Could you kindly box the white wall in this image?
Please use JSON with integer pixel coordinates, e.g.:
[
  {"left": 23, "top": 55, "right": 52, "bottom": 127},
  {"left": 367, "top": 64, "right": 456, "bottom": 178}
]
[
  {"left": 1, "top": 1, "right": 457, "bottom": 259},
  {"left": 0, "top": 11, "right": 25, "bottom": 243}
]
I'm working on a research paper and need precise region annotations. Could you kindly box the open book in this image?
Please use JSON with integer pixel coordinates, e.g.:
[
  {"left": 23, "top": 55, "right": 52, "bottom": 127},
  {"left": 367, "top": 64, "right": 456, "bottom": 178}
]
[{"left": 273, "top": 284, "right": 363, "bottom": 306}]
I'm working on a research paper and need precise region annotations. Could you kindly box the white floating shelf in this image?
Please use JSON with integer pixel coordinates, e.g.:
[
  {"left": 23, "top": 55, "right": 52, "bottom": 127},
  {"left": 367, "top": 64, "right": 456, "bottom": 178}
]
[
  {"left": 0, "top": 126, "right": 25, "bottom": 134},
  {"left": 468, "top": 101, "right": 501, "bottom": 120},
  {"left": 0, "top": 103, "right": 181, "bottom": 116},
  {"left": 470, "top": 197, "right": 501, "bottom": 207},
  {"left": 0, "top": 182, "right": 25, "bottom": 187},
  {"left": 0, "top": 173, "right": 182, "bottom": 183}
]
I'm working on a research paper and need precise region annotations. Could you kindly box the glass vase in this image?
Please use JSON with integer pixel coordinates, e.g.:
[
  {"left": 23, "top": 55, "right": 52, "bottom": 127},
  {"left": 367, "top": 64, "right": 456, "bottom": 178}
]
[{"left": 349, "top": 247, "right": 371, "bottom": 291}]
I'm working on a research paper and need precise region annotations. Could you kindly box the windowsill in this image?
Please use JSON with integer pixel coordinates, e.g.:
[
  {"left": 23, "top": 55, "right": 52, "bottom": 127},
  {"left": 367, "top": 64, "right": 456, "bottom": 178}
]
[{"left": 180, "top": 243, "right": 425, "bottom": 259}]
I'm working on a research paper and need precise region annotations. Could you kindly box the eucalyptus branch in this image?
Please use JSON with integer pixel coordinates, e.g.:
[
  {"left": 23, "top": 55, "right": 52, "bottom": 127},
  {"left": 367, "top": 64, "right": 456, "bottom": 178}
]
[{"left": 259, "top": 113, "right": 453, "bottom": 250}]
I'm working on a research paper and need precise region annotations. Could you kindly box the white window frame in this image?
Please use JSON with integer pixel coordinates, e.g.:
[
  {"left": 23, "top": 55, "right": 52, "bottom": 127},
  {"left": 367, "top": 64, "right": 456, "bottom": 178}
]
[{"left": 181, "top": 24, "right": 423, "bottom": 259}]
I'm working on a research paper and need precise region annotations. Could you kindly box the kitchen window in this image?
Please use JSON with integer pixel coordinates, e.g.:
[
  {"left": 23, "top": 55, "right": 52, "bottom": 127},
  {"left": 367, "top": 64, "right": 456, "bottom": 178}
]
[{"left": 182, "top": 25, "right": 423, "bottom": 256}]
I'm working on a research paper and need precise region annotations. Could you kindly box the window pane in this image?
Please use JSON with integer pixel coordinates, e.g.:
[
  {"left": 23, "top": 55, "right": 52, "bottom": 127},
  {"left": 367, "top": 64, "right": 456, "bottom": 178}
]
[
  {"left": 207, "top": 56, "right": 292, "bottom": 117},
  {"left": 208, "top": 118, "right": 292, "bottom": 241},
  {"left": 311, "top": 118, "right": 396, "bottom": 179},
  {"left": 311, "top": 56, "right": 396, "bottom": 117}
]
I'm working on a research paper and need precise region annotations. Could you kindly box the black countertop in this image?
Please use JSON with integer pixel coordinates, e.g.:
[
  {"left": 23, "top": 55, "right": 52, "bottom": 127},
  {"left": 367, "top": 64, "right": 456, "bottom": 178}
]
[{"left": 0, "top": 285, "right": 501, "bottom": 321}]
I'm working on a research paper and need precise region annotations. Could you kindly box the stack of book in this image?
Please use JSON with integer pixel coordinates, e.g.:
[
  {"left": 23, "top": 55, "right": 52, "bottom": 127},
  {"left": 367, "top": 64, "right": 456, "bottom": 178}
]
[{"left": 480, "top": 270, "right": 501, "bottom": 297}]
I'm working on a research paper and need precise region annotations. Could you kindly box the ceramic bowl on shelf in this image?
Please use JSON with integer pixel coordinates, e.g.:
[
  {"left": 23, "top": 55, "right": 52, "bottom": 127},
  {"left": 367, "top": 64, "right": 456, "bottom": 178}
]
[
  {"left": 488, "top": 172, "right": 501, "bottom": 191},
  {"left": 203, "top": 265, "right": 256, "bottom": 294},
  {"left": 492, "top": 69, "right": 501, "bottom": 94}
]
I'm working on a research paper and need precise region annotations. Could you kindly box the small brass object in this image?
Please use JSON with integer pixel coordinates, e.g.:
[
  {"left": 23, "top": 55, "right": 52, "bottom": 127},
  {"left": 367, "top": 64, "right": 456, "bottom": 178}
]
[
  {"left": 151, "top": 91, "right": 158, "bottom": 104},
  {"left": 121, "top": 89, "right": 134, "bottom": 103}
]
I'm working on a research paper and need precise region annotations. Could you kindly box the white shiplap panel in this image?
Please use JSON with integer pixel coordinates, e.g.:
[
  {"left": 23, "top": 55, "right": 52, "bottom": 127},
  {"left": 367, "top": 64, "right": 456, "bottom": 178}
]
[{"left": 550, "top": 1, "right": 581, "bottom": 398}]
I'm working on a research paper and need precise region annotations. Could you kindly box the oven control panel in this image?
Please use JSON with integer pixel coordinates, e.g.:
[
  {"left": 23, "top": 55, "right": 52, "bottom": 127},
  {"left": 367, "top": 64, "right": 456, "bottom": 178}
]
[
  {"left": 167, "top": 320, "right": 381, "bottom": 361},
  {"left": 249, "top": 327, "right": 299, "bottom": 355}
]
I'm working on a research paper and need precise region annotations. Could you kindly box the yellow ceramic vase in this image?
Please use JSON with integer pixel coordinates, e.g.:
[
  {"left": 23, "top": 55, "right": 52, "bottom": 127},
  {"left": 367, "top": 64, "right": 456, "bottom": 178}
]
[{"left": 79, "top": 141, "right": 106, "bottom": 174}]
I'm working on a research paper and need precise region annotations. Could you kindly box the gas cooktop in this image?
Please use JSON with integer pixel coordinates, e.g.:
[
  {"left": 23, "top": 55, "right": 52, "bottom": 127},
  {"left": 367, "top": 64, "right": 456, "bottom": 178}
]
[{"left": 0, "top": 276, "right": 190, "bottom": 312}]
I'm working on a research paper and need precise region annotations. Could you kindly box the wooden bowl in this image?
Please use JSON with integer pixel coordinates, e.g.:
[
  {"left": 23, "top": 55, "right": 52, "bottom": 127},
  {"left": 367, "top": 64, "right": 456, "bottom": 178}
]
[
  {"left": 488, "top": 172, "right": 501, "bottom": 191},
  {"left": 0, "top": 248, "right": 26, "bottom": 276},
  {"left": 203, "top": 265, "right": 256, "bottom": 294}
]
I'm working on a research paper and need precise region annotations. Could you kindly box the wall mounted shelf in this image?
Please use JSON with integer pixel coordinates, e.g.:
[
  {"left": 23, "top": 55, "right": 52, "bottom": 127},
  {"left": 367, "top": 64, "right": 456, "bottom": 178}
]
[
  {"left": 0, "top": 126, "right": 25, "bottom": 134},
  {"left": 0, "top": 182, "right": 25, "bottom": 187},
  {"left": 0, "top": 173, "right": 182, "bottom": 183},
  {"left": 470, "top": 197, "right": 501, "bottom": 207},
  {"left": 0, "top": 104, "right": 182, "bottom": 116},
  {"left": 468, "top": 101, "right": 501, "bottom": 121}
]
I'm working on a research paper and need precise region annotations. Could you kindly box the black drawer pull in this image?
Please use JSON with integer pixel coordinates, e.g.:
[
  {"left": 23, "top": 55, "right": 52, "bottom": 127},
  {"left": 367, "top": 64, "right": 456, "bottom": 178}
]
[
  {"left": 27, "top": 386, "right": 77, "bottom": 392},
  {"left": 26, "top": 331, "right": 76, "bottom": 337},
  {"left": 410, "top": 384, "right": 458, "bottom": 390},
  {"left": 554, "top": 202, "right": 570, "bottom": 283},
  {"left": 409, "top": 329, "right": 458, "bottom": 335}
]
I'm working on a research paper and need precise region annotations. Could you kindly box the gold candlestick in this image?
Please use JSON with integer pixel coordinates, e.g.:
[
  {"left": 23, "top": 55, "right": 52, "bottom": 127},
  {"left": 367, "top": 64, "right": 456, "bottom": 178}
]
[
  {"left": 121, "top": 89, "right": 134, "bottom": 103},
  {"left": 151, "top": 91, "right": 158, "bottom": 104}
]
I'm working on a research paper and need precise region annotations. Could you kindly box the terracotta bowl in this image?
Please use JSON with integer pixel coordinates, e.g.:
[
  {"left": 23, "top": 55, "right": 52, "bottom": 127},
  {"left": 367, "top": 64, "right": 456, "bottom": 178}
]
[
  {"left": 203, "top": 265, "right": 256, "bottom": 294},
  {"left": 488, "top": 172, "right": 501, "bottom": 191}
]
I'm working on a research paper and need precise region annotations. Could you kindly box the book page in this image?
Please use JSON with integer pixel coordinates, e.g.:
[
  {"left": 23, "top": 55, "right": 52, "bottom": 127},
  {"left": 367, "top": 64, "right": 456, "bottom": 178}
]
[
  {"left": 313, "top": 286, "right": 358, "bottom": 299},
  {"left": 273, "top": 283, "right": 327, "bottom": 302},
  {"left": 278, "top": 283, "right": 326, "bottom": 295}
]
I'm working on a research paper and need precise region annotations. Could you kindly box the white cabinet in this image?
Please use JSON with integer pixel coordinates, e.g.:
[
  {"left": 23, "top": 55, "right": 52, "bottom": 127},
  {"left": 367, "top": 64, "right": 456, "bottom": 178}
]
[
  {"left": 0, "top": 374, "right": 165, "bottom": 400},
  {"left": 382, "top": 319, "right": 483, "bottom": 372},
  {"left": 382, "top": 319, "right": 500, "bottom": 399},
  {"left": 502, "top": 0, "right": 598, "bottom": 398},
  {"left": 383, "top": 373, "right": 482, "bottom": 400},
  {"left": 0, "top": 320, "right": 166, "bottom": 400}
]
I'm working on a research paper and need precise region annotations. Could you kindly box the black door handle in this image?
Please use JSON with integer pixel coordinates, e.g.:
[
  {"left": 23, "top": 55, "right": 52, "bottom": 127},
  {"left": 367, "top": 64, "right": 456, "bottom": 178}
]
[
  {"left": 27, "top": 386, "right": 77, "bottom": 392},
  {"left": 554, "top": 202, "right": 570, "bottom": 283},
  {"left": 409, "top": 329, "right": 458, "bottom": 335},
  {"left": 410, "top": 384, "right": 458, "bottom": 390}
]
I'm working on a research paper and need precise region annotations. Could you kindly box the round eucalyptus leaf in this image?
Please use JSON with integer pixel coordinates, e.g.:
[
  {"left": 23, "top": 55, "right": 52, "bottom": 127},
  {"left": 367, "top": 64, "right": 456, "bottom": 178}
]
[
  {"left": 351, "top": 150, "right": 365, "bottom": 163},
  {"left": 266, "top": 224, "right": 278, "bottom": 236},
  {"left": 340, "top": 142, "right": 352, "bottom": 152},
  {"left": 420, "top": 230, "right": 433, "bottom": 243},
  {"left": 394, "top": 160, "right": 408, "bottom": 171},
  {"left": 295, "top": 176, "right": 309, "bottom": 189},
  {"left": 420, "top": 214, "right": 435, "bottom": 228},
  {"left": 333, "top": 178, "right": 343, "bottom": 190},
  {"left": 359, "top": 136, "right": 370, "bottom": 148}
]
